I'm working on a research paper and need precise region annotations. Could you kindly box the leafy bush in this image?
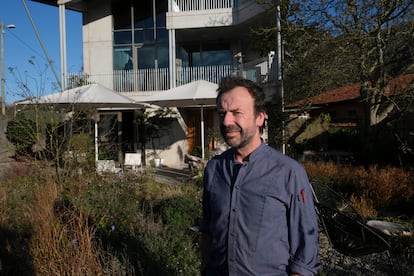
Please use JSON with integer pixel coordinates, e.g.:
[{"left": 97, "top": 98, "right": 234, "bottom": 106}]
[
  {"left": 62, "top": 133, "right": 96, "bottom": 176},
  {"left": 70, "top": 173, "right": 142, "bottom": 234},
  {"left": 68, "top": 173, "right": 202, "bottom": 275},
  {"left": 6, "top": 118, "right": 37, "bottom": 157},
  {"left": 155, "top": 194, "right": 201, "bottom": 231}
]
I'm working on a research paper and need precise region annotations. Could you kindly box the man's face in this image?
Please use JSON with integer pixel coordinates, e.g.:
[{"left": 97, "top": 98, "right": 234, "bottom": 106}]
[{"left": 217, "top": 86, "right": 264, "bottom": 149}]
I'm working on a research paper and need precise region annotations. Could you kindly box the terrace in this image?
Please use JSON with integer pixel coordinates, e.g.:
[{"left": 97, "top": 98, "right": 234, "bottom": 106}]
[{"left": 66, "top": 56, "right": 276, "bottom": 92}]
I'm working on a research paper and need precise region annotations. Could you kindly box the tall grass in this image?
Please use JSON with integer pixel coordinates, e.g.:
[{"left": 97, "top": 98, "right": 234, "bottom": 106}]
[
  {"left": 304, "top": 161, "right": 414, "bottom": 217},
  {"left": 304, "top": 161, "right": 414, "bottom": 270},
  {"left": 0, "top": 162, "right": 202, "bottom": 275},
  {"left": 1, "top": 160, "right": 412, "bottom": 274},
  {"left": 28, "top": 176, "right": 103, "bottom": 275}
]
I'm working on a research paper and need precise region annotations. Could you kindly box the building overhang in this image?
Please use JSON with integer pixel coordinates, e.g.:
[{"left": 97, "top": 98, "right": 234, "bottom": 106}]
[{"left": 30, "top": 0, "right": 87, "bottom": 12}]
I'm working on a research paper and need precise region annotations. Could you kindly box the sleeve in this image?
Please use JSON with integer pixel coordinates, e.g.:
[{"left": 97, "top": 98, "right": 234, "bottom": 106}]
[{"left": 286, "top": 166, "right": 322, "bottom": 276}]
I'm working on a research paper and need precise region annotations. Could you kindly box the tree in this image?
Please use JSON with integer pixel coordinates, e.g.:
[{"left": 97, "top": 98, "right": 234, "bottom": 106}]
[
  {"left": 253, "top": 0, "right": 414, "bottom": 162},
  {"left": 8, "top": 57, "right": 96, "bottom": 179},
  {"left": 290, "top": 0, "right": 414, "bottom": 162}
]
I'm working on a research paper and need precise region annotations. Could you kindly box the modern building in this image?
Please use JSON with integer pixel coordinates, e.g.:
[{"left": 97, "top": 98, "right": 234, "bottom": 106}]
[{"left": 30, "top": 0, "right": 278, "bottom": 168}]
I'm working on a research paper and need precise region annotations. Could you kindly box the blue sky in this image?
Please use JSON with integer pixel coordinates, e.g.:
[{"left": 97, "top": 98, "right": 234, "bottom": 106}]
[{"left": 1, "top": 0, "right": 82, "bottom": 104}]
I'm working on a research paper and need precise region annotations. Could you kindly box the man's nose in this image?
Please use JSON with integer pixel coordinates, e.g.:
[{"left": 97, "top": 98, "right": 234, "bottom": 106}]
[{"left": 222, "top": 112, "right": 234, "bottom": 126}]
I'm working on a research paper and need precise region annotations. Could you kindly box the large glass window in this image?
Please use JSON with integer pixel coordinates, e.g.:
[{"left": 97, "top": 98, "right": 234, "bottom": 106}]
[
  {"left": 180, "top": 44, "right": 231, "bottom": 67},
  {"left": 114, "top": 46, "right": 132, "bottom": 70},
  {"left": 112, "top": 0, "right": 169, "bottom": 70}
]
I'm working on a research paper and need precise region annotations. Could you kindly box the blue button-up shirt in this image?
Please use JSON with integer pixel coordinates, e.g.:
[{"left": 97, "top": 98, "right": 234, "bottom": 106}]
[{"left": 200, "top": 143, "right": 321, "bottom": 275}]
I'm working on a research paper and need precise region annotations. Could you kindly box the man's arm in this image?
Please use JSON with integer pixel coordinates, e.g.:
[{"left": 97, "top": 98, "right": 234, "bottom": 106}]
[{"left": 287, "top": 169, "right": 322, "bottom": 275}]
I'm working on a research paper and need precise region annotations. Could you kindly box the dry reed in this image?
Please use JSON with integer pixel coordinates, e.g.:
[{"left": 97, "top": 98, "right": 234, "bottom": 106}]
[
  {"left": 27, "top": 174, "right": 104, "bottom": 275},
  {"left": 303, "top": 161, "right": 414, "bottom": 216}
]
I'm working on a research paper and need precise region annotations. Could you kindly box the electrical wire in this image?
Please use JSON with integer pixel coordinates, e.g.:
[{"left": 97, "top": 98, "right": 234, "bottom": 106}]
[{"left": 6, "top": 29, "right": 48, "bottom": 63}]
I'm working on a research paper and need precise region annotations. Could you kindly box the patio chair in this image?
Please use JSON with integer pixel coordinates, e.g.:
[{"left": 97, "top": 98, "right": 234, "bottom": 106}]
[
  {"left": 310, "top": 182, "right": 398, "bottom": 275},
  {"left": 123, "top": 152, "right": 142, "bottom": 173}
]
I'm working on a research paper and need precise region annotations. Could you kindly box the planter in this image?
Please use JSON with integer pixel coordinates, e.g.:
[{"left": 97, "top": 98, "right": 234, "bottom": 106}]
[{"left": 154, "top": 158, "right": 163, "bottom": 167}]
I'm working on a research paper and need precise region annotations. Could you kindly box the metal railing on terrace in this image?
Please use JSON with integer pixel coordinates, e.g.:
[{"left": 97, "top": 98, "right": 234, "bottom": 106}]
[
  {"left": 172, "top": 0, "right": 233, "bottom": 11},
  {"left": 66, "top": 60, "right": 276, "bottom": 92},
  {"left": 66, "top": 65, "right": 234, "bottom": 92},
  {"left": 171, "top": 0, "right": 254, "bottom": 11}
]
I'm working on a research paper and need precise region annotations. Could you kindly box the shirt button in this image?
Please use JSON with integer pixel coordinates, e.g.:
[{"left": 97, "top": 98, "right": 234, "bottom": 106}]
[
  {"left": 235, "top": 185, "right": 240, "bottom": 189},
  {"left": 232, "top": 208, "right": 236, "bottom": 212}
]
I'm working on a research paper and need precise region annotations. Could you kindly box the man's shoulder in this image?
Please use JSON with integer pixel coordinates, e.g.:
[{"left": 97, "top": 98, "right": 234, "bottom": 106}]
[
  {"left": 206, "top": 149, "right": 232, "bottom": 167},
  {"left": 259, "top": 144, "right": 305, "bottom": 171}
]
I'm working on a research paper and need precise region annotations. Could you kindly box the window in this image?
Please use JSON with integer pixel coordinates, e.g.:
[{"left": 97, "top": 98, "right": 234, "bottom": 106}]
[
  {"left": 180, "top": 44, "right": 231, "bottom": 67},
  {"left": 114, "top": 46, "right": 132, "bottom": 70},
  {"left": 112, "top": 0, "right": 169, "bottom": 70}
]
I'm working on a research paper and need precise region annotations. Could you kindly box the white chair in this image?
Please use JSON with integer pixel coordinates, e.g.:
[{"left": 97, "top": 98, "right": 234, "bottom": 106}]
[{"left": 124, "top": 153, "right": 142, "bottom": 172}]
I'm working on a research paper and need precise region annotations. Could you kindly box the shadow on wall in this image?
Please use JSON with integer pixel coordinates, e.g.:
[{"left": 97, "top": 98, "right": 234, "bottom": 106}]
[{"left": 146, "top": 117, "right": 187, "bottom": 163}]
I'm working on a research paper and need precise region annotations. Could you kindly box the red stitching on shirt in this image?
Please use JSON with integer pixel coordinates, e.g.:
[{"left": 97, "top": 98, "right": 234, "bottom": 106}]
[{"left": 301, "top": 189, "right": 306, "bottom": 203}]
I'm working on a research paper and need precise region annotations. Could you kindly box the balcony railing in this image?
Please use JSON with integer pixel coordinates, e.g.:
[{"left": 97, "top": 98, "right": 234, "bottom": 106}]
[
  {"left": 172, "top": 0, "right": 233, "bottom": 11},
  {"left": 171, "top": 0, "right": 255, "bottom": 11},
  {"left": 66, "top": 60, "right": 275, "bottom": 93}
]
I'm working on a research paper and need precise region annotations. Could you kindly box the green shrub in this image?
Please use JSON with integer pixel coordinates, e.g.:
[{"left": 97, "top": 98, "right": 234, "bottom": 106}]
[
  {"left": 156, "top": 194, "right": 201, "bottom": 231},
  {"left": 136, "top": 227, "right": 201, "bottom": 276},
  {"left": 70, "top": 174, "right": 142, "bottom": 234},
  {"left": 63, "top": 133, "right": 96, "bottom": 176},
  {"left": 6, "top": 118, "right": 37, "bottom": 157}
]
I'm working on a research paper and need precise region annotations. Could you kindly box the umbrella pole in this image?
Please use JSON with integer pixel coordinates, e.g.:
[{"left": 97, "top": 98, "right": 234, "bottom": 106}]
[
  {"left": 94, "top": 118, "right": 99, "bottom": 162},
  {"left": 201, "top": 104, "right": 205, "bottom": 160}
]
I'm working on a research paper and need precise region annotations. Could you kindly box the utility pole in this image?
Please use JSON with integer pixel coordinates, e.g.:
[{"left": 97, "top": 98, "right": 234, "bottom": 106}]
[
  {"left": 21, "top": 0, "right": 62, "bottom": 90},
  {"left": 1, "top": 22, "right": 5, "bottom": 116},
  {"left": 1, "top": 22, "right": 15, "bottom": 116},
  {"left": 276, "top": 1, "right": 285, "bottom": 154}
]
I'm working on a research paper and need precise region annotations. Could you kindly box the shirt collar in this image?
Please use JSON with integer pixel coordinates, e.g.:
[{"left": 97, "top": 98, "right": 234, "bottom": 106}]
[{"left": 231, "top": 140, "right": 266, "bottom": 164}]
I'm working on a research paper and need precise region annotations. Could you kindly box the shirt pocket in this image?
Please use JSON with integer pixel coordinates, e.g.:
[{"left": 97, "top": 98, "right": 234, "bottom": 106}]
[{"left": 247, "top": 192, "right": 288, "bottom": 253}]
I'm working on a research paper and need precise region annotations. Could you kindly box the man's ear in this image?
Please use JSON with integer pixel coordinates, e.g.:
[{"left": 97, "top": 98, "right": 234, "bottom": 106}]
[{"left": 256, "top": 111, "right": 266, "bottom": 128}]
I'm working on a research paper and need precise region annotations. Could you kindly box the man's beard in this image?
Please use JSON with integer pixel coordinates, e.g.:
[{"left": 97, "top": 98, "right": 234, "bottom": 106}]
[{"left": 220, "top": 125, "right": 255, "bottom": 149}]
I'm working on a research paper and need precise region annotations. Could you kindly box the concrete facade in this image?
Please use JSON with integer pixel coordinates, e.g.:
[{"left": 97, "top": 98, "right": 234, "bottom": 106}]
[{"left": 30, "top": 0, "right": 277, "bottom": 168}]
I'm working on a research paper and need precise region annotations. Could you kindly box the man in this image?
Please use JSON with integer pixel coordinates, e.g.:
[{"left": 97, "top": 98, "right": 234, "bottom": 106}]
[{"left": 199, "top": 76, "right": 321, "bottom": 275}]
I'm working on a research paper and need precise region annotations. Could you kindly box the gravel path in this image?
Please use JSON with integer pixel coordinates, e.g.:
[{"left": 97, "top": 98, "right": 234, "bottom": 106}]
[{"left": 317, "top": 231, "right": 402, "bottom": 275}]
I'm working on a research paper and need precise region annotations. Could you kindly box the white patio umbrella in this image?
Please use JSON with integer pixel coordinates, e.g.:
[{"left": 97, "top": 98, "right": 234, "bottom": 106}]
[
  {"left": 16, "top": 83, "right": 145, "bottom": 162},
  {"left": 17, "top": 83, "right": 141, "bottom": 109},
  {"left": 138, "top": 80, "right": 219, "bottom": 159}
]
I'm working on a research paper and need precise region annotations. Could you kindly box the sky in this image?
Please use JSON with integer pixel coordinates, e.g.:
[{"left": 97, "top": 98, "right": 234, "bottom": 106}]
[{"left": 1, "top": 0, "right": 82, "bottom": 104}]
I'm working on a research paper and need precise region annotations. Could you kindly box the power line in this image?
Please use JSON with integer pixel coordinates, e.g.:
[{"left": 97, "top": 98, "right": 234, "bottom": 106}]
[
  {"left": 6, "top": 29, "right": 48, "bottom": 63},
  {"left": 21, "top": 0, "right": 62, "bottom": 89}
]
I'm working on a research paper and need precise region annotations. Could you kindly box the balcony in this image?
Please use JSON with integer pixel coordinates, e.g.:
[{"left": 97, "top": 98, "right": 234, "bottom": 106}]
[
  {"left": 171, "top": 0, "right": 258, "bottom": 11},
  {"left": 172, "top": 0, "right": 234, "bottom": 11},
  {"left": 168, "top": 0, "right": 266, "bottom": 29},
  {"left": 66, "top": 58, "right": 276, "bottom": 93}
]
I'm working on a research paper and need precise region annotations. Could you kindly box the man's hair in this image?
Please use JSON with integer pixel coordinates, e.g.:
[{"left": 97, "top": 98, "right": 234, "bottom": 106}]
[{"left": 216, "top": 76, "right": 266, "bottom": 115}]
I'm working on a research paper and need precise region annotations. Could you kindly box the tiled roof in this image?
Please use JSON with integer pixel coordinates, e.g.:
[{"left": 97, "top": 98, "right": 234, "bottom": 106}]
[{"left": 287, "top": 73, "right": 414, "bottom": 108}]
